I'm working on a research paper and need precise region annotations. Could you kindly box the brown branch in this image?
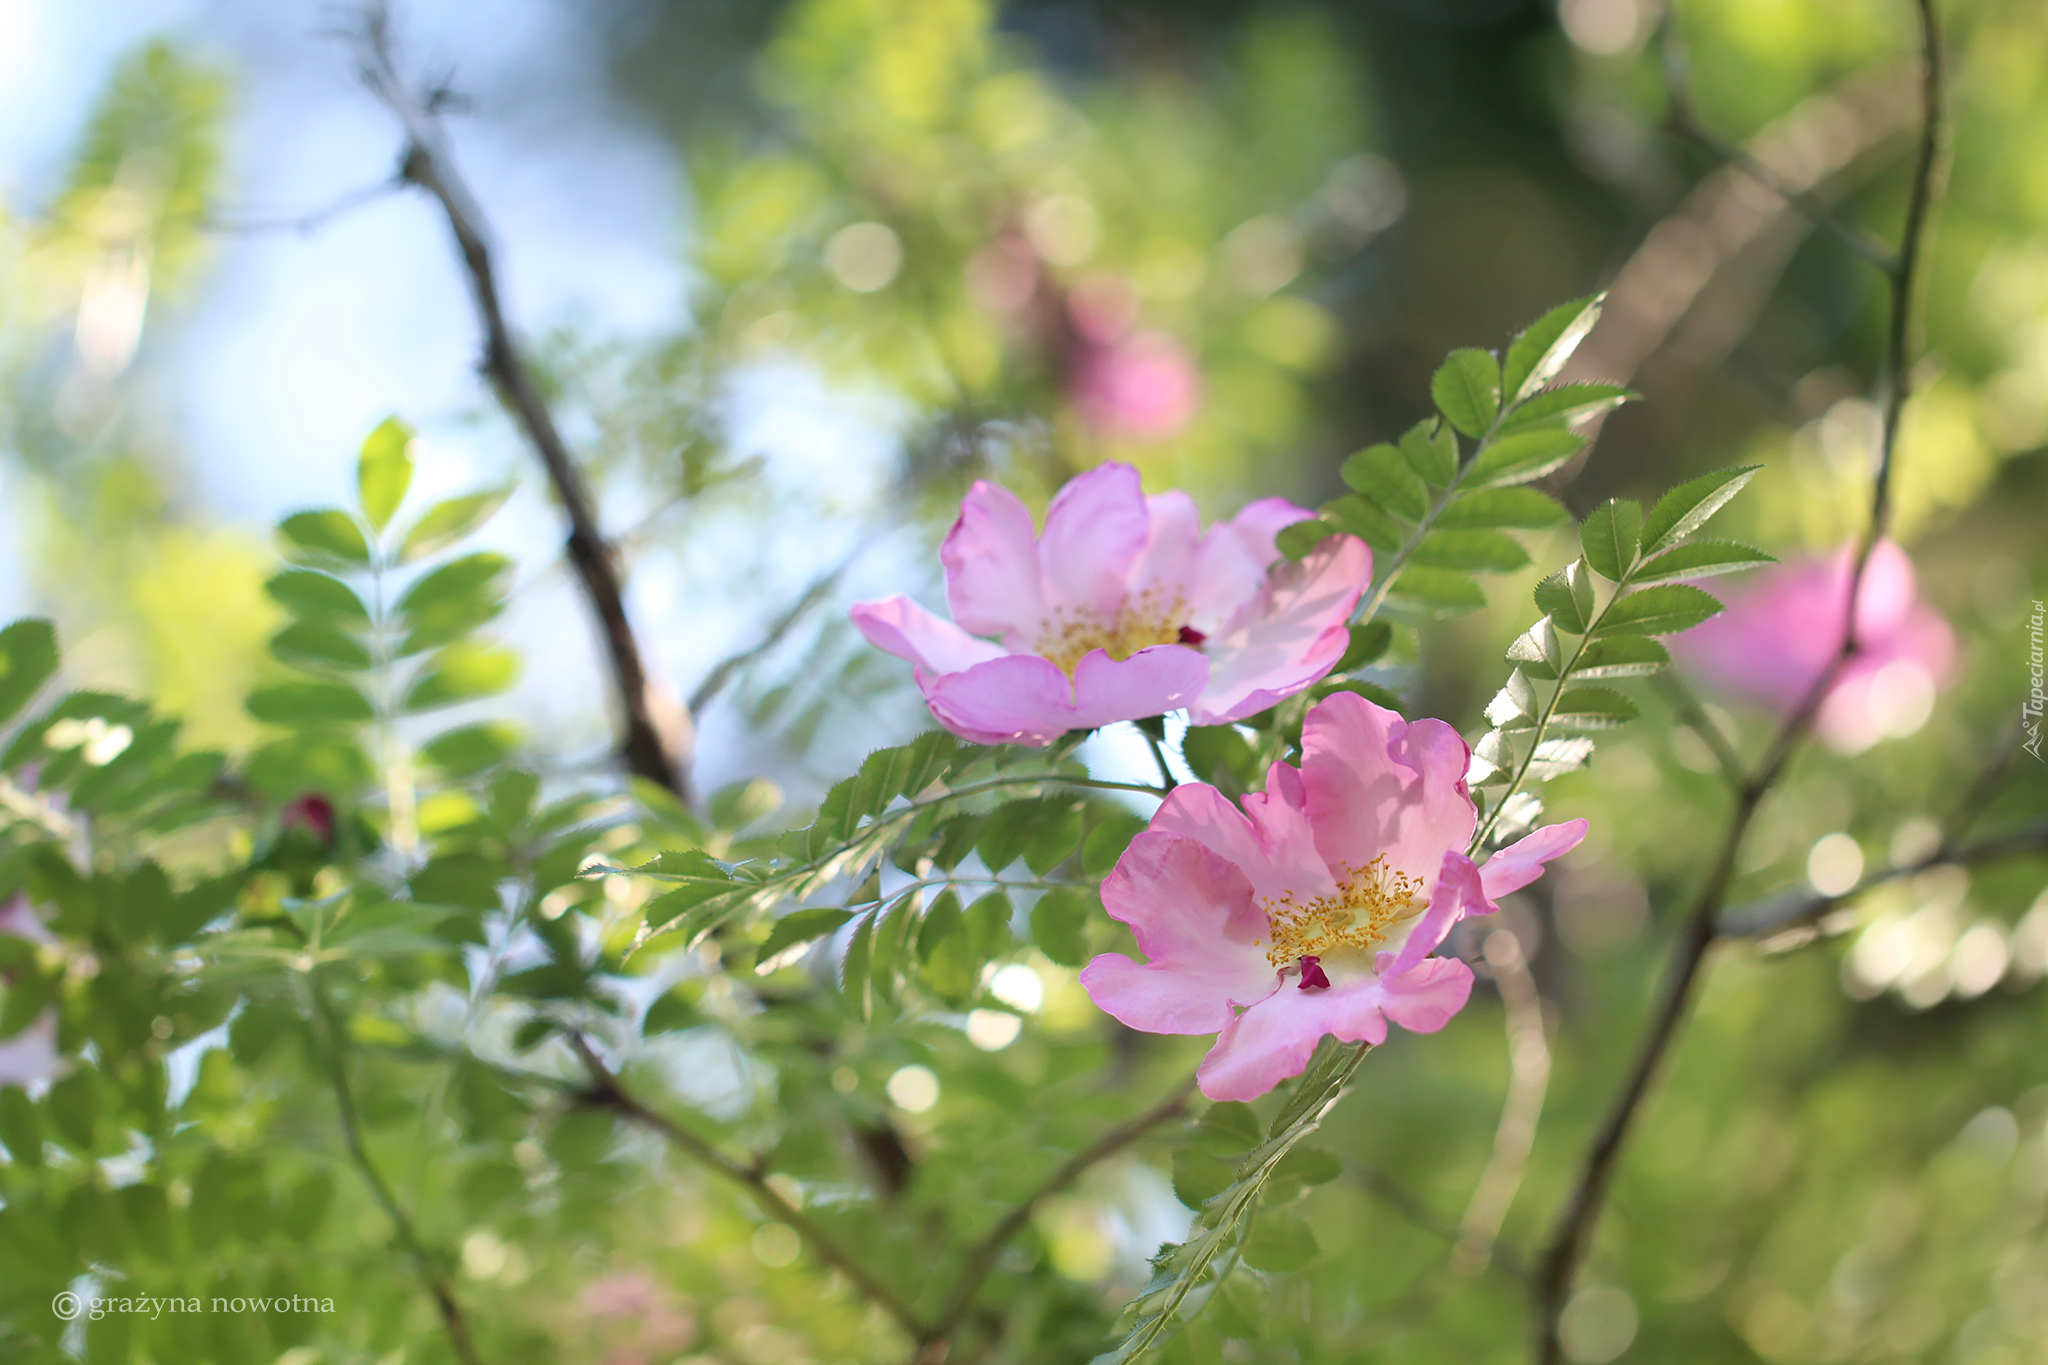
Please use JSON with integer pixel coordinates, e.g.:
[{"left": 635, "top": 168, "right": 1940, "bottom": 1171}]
[
  {"left": 917, "top": 1073, "right": 1199, "bottom": 1359},
  {"left": 567, "top": 1034, "right": 926, "bottom": 1342},
  {"left": 354, "top": 4, "right": 686, "bottom": 800},
  {"left": 312, "top": 983, "right": 482, "bottom": 1365},
  {"left": 1532, "top": 6, "right": 1947, "bottom": 1359},
  {"left": 1720, "top": 818, "right": 2048, "bottom": 941}
]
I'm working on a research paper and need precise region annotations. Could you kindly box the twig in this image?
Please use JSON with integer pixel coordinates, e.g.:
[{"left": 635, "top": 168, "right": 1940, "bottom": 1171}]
[
  {"left": 312, "top": 983, "right": 482, "bottom": 1365},
  {"left": 689, "top": 549, "right": 865, "bottom": 718},
  {"left": 1720, "top": 817, "right": 2048, "bottom": 940},
  {"left": 202, "top": 176, "right": 403, "bottom": 236},
  {"left": 566, "top": 1034, "right": 926, "bottom": 1342},
  {"left": 919, "top": 1074, "right": 1199, "bottom": 1357},
  {"left": 1453, "top": 931, "right": 1551, "bottom": 1278},
  {"left": 1658, "top": 19, "right": 1898, "bottom": 273},
  {"left": 354, "top": 4, "right": 686, "bottom": 800},
  {"left": 1532, "top": 6, "right": 1946, "bottom": 1359},
  {"left": 1654, "top": 673, "right": 1744, "bottom": 788},
  {"left": 1142, "top": 728, "right": 1180, "bottom": 793},
  {"left": 1355, "top": 1166, "right": 1529, "bottom": 1285}
]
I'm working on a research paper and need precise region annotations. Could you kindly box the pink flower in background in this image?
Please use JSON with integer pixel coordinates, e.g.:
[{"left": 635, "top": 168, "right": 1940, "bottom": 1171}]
[
  {"left": 0, "top": 895, "right": 62, "bottom": 1086},
  {"left": 0, "top": 892, "right": 56, "bottom": 949},
  {"left": 1079, "top": 693, "right": 1586, "bottom": 1101},
  {"left": 851, "top": 463, "right": 1371, "bottom": 746},
  {"left": 1671, "top": 538, "right": 1956, "bottom": 753},
  {"left": 1070, "top": 332, "right": 1201, "bottom": 437}
]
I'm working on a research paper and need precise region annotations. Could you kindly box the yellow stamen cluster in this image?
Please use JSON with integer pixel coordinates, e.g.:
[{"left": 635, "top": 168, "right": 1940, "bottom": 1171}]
[
  {"left": 1035, "top": 589, "right": 1188, "bottom": 678},
  {"left": 1257, "top": 855, "right": 1425, "bottom": 969}
]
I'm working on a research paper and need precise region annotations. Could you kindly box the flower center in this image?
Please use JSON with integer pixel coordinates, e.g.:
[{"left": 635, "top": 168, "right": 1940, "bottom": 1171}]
[
  {"left": 1255, "top": 854, "right": 1426, "bottom": 990},
  {"left": 1035, "top": 590, "right": 1191, "bottom": 677}
]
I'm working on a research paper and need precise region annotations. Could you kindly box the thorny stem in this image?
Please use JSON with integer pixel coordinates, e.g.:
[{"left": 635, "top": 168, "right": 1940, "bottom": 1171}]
[
  {"left": 355, "top": 4, "right": 687, "bottom": 801},
  {"left": 311, "top": 982, "right": 482, "bottom": 1365},
  {"left": 567, "top": 1034, "right": 928, "bottom": 1342},
  {"left": 1533, "top": 6, "right": 1945, "bottom": 1358},
  {"left": 918, "top": 1074, "right": 1200, "bottom": 1360}
]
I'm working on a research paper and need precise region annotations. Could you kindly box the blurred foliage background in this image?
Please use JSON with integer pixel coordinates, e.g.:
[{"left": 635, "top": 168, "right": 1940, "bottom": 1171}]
[{"left": 0, "top": 1, "right": 2044, "bottom": 1363}]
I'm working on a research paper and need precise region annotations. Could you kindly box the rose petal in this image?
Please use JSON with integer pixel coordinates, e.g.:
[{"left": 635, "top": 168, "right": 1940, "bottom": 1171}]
[
  {"left": 942, "top": 480, "right": 1046, "bottom": 642},
  {"left": 1038, "top": 463, "right": 1150, "bottom": 620},
  {"left": 1379, "top": 849, "right": 1487, "bottom": 981},
  {"left": 1301, "top": 693, "right": 1475, "bottom": 891},
  {"left": 849, "top": 596, "right": 1007, "bottom": 676},
  {"left": 1192, "top": 534, "right": 1372, "bottom": 726},
  {"left": 1195, "top": 976, "right": 1392, "bottom": 1101},
  {"left": 918, "top": 645, "right": 1205, "bottom": 746},
  {"left": 1376, "top": 956, "right": 1476, "bottom": 1034},
  {"left": 1068, "top": 645, "right": 1208, "bottom": 731},
  {"left": 1477, "top": 819, "right": 1588, "bottom": 905}
]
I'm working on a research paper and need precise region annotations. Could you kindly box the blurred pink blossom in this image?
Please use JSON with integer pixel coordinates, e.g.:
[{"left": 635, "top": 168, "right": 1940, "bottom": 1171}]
[
  {"left": 1078, "top": 692, "right": 1585, "bottom": 1101},
  {"left": 1070, "top": 331, "right": 1201, "bottom": 437},
  {"left": 1671, "top": 538, "right": 1956, "bottom": 753},
  {"left": 0, "top": 1014, "right": 61, "bottom": 1087},
  {"left": 576, "top": 1269, "right": 696, "bottom": 1365},
  {"left": 852, "top": 463, "right": 1369, "bottom": 745}
]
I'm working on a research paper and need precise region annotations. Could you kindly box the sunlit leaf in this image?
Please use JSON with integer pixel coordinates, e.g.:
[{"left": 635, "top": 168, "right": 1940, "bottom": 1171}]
[{"left": 356, "top": 416, "right": 414, "bottom": 533}]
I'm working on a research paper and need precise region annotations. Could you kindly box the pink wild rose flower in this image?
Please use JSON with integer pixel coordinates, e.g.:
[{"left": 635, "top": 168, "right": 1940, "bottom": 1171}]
[
  {"left": 851, "top": 463, "right": 1371, "bottom": 745},
  {"left": 1670, "top": 538, "right": 1955, "bottom": 753},
  {"left": 1079, "top": 692, "right": 1587, "bottom": 1101}
]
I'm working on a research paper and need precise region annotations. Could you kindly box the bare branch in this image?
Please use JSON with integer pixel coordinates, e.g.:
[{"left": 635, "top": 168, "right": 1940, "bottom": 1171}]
[
  {"left": 1453, "top": 931, "right": 1551, "bottom": 1278},
  {"left": 202, "top": 176, "right": 403, "bottom": 236},
  {"left": 689, "top": 548, "right": 865, "bottom": 718},
  {"left": 919, "top": 1073, "right": 1199, "bottom": 1357},
  {"left": 1533, "top": 7, "right": 1947, "bottom": 1358},
  {"left": 353, "top": 4, "right": 687, "bottom": 800},
  {"left": 567, "top": 1034, "right": 926, "bottom": 1343}
]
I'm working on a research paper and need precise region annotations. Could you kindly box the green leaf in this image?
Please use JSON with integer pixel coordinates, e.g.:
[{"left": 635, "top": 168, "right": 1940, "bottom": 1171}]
[
  {"left": 1436, "top": 487, "right": 1571, "bottom": 530},
  {"left": 1594, "top": 583, "right": 1724, "bottom": 637},
  {"left": 1083, "top": 814, "right": 1149, "bottom": 878},
  {"left": 916, "top": 891, "right": 976, "bottom": 1005},
  {"left": 1498, "top": 381, "right": 1635, "bottom": 431},
  {"left": 1570, "top": 635, "right": 1670, "bottom": 679},
  {"left": 839, "top": 912, "right": 875, "bottom": 1019},
  {"left": 1173, "top": 1148, "right": 1235, "bottom": 1208},
  {"left": 246, "top": 680, "right": 375, "bottom": 726},
  {"left": 1274, "top": 519, "right": 1337, "bottom": 562},
  {"left": 268, "top": 621, "right": 372, "bottom": 671},
  {"left": 0, "top": 620, "right": 59, "bottom": 727},
  {"left": 1579, "top": 499, "right": 1643, "bottom": 582},
  {"left": 1244, "top": 1208, "right": 1320, "bottom": 1274},
  {"left": 398, "top": 486, "right": 515, "bottom": 564},
  {"left": 1340, "top": 443, "right": 1429, "bottom": 521},
  {"left": 1525, "top": 737, "right": 1596, "bottom": 781},
  {"left": 0, "top": 1086, "right": 43, "bottom": 1167},
  {"left": 1466, "top": 425, "right": 1587, "bottom": 488},
  {"left": 278, "top": 509, "right": 370, "bottom": 565},
  {"left": 1410, "top": 529, "right": 1530, "bottom": 573},
  {"left": 1632, "top": 539, "right": 1776, "bottom": 584},
  {"left": 356, "top": 416, "right": 414, "bottom": 532},
  {"left": 1484, "top": 669, "right": 1538, "bottom": 729},
  {"left": 47, "top": 1072, "right": 95, "bottom": 1151},
  {"left": 1506, "top": 617, "right": 1563, "bottom": 680},
  {"left": 710, "top": 776, "right": 783, "bottom": 831},
  {"left": 1193, "top": 1101, "right": 1265, "bottom": 1153},
  {"left": 1397, "top": 417, "right": 1458, "bottom": 486},
  {"left": 1321, "top": 495, "right": 1404, "bottom": 556},
  {"left": 1549, "top": 686, "right": 1640, "bottom": 731},
  {"left": 402, "top": 641, "right": 520, "bottom": 712},
  {"left": 1335, "top": 621, "right": 1393, "bottom": 673},
  {"left": 1502, "top": 294, "right": 1603, "bottom": 401},
  {"left": 419, "top": 721, "right": 524, "bottom": 778},
  {"left": 1387, "top": 566, "right": 1487, "bottom": 617},
  {"left": 1534, "top": 560, "right": 1595, "bottom": 635},
  {"left": 396, "top": 552, "right": 513, "bottom": 652},
  {"left": 266, "top": 569, "right": 370, "bottom": 625},
  {"left": 1182, "top": 724, "right": 1257, "bottom": 792},
  {"left": 1030, "top": 888, "right": 1091, "bottom": 968},
  {"left": 758, "top": 907, "right": 855, "bottom": 965},
  {"left": 1640, "top": 465, "right": 1763, "bottom": 555},
  {"left": 1431, "top": 348, "right": 1502, "bottom": 437}
]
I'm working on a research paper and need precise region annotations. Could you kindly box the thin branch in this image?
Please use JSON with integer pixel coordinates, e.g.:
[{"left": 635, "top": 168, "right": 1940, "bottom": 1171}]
[
  {"left": 1453, "top": 931, "right": 1551, "bottom": 1279},
  {"left": 202, "top": 176, "right": 404, "bottom": 236},
  {"left": 920, "top": 1074, "right": 1199, "bottom": 1355},
  {"left": 1654, "top": 673, "right": 1744, "bottom": 788},
  {"left": 1658, "top": 19, "right": 1898, "bottom": 273},
  {"left": 1355, "top": 1165, "right": 1529, "bottom": 1286},
  {"left": 1142, "top": 728, "right": 1180, "bottom": 793},
  {"left": 353, "top": 4, "right": 686, "bottom": 800},
  {"left": 566, "top": 1034, "right": 926, "bottom": 1342},
  {"left": 1533, "top": 6, "right": 1946, "bottom": 1359},
  {"left": 1720, "top": 817, "right": 2048, "bottom": 940},
  {"left": 689, "top": 549, "right": 864, "bottom": 718},
  {"left": 312, "top": 983, "right": 482, "bottom": 1365}
]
